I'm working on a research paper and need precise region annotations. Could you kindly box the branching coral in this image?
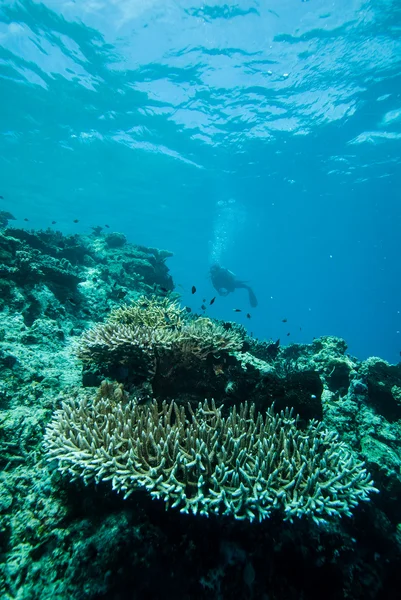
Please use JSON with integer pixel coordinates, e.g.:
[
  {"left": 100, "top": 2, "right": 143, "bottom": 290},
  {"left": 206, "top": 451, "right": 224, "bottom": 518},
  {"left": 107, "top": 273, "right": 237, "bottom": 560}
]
[
  {"left": 176, "top": 318, "right": 242, "bottom": 359},
  {"left": 77, "top": 323, "right": 177, "bottom": 364},
  {"left": 109, "top": 295, "right": 185, "bottom": 329},
  {"left": 77, "top": 297, "right": 242, "bottom": 367},
  {"left": 45, "top": 383, "right": 377, "bottom": 524}
]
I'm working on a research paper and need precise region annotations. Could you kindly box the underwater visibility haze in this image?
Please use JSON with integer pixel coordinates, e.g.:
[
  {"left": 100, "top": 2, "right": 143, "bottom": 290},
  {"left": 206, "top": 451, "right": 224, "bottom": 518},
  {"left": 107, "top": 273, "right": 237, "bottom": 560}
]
[
  {"left": 1, "top": 0, "right": 401, "bottom": 360},
  {"left": 1, "top": 1, "right": 401, "bottom": 599}
]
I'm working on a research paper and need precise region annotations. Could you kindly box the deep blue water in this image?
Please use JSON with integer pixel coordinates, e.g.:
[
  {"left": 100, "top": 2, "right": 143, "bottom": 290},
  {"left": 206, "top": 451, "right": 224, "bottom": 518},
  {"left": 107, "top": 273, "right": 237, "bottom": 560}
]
[{"left": 1, "top": 0, "right": 400, "bottom": 362}]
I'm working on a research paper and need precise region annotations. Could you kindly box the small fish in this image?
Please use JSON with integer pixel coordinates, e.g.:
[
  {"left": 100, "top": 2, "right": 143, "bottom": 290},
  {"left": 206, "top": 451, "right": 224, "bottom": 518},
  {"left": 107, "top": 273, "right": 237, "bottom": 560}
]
[
  {"left": 287, "top": 332, "right": 290, "bottom": 336},
  {"left": 24, "top": 218, "right": 29, "bottom": 222},
  {"left": 233, "top": 308, "right": 242, "bottom": 313},
  {"left": 282, "top": 318, "right": 287, "bottom": 323},
  {"left": 73, "top": 219, "right": 79, "bottom": 223},
  {"left": 300, "top": 327, "right": 302, "bottom": 331},
  {"left": 116, "top": 290, "right": 127, "bottom": 299},
  {"left": 160, "top": 286, "right": 168, "bottom": 293},
  {"left": 113, "top": 282, "right": 118, "bottom": 288},
  {"left": 201, "top": 304, "right": 206, "bottom": 310},
  {"left": 66, "top": 297, "right": 77, "bottom": 306},
  {"left": 246, "top": 313, "right": 251, "bottom": 319},
  {"left": 185, "top": 306, "right": 192, "bottom": 313},
  {"left": 191, "top": 286, "right": 196, "bottom": 294},
  {"left": 105, "top": 224, "right": 110, "bottom": 228},
  {"left": 203, "top": 298, "right": 206, "bottom": 303},
  {"left": 0, "top": 195, "right": 4, "bottom": 199},
  {"left": 51, "top": 220, "right": 57, "bottom": 225},
  {"left": 210, "top": 297, "right": 216, "bottom": 305}
]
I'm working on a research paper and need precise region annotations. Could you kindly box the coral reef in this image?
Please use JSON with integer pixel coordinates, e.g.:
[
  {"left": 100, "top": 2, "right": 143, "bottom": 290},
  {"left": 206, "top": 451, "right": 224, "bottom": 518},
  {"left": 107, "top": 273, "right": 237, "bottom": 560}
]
[
  {"left": 78, "top": 297, "right": 242, "bottom": 365},
  {"left": 0, "top": 211, "right": 16, "bottom": 229},
  {"left": 1, "top": 227, "right": 401, "bottom": 599},
  {"left": 45, "top": 383, "right": 376, "bottom": 524},
  {"left": 77, "top": 297, "right": 322, "bottom": 420}
]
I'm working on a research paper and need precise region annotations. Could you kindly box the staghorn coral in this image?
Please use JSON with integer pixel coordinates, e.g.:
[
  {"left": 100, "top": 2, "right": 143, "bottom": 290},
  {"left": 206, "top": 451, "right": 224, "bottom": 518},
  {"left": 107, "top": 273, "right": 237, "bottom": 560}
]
[
  {"left": 44, "top": 383, "right": 377, "bottom": 525},
  {"left": 77, "top": 297, "right": 242, "bottom": 368},
  {"left": 109, "top": 295, "right": 185, "bottom": 329},
  {"left": 176, "top": 318, "right": 242, "bottom": 359},
  {"left": 77, "top": 322, "right": 177, "bottom": 365}
]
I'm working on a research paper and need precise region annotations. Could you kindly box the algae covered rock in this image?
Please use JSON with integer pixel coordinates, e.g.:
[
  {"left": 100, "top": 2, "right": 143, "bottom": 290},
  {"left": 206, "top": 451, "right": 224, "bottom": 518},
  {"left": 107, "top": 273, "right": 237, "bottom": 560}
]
[
  {"left": 359, "top": 357, "right": 401, "bottom": 421},
  {"left": 104, "top": 232, "right": 127, "bottom": 248},
  {"left": 0, "top": 210, "right": 16, "bottom": 229}
]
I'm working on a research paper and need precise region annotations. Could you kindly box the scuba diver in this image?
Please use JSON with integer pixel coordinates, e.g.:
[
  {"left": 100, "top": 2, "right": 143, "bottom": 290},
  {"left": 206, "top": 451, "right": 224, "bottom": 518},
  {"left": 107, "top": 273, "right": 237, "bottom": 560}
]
[{"left": 210, "top": 264, "right": 258, "bottom": 308}]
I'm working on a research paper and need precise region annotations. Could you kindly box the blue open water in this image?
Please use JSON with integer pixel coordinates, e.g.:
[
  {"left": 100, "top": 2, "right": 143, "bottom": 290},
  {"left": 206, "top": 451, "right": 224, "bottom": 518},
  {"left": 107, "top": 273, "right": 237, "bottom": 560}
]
[{"left": 1, "top": 0, "right": 400, "bottom": 361}]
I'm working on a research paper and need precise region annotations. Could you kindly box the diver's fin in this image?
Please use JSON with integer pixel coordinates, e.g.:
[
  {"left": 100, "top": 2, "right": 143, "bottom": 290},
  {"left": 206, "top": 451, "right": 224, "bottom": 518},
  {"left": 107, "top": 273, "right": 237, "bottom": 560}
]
[
  {"left": 233, "top": 282, "right": 258, "bottom": 307},
  {"left": 247, "top": 287, "right": 258, "bottom": 308}
]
